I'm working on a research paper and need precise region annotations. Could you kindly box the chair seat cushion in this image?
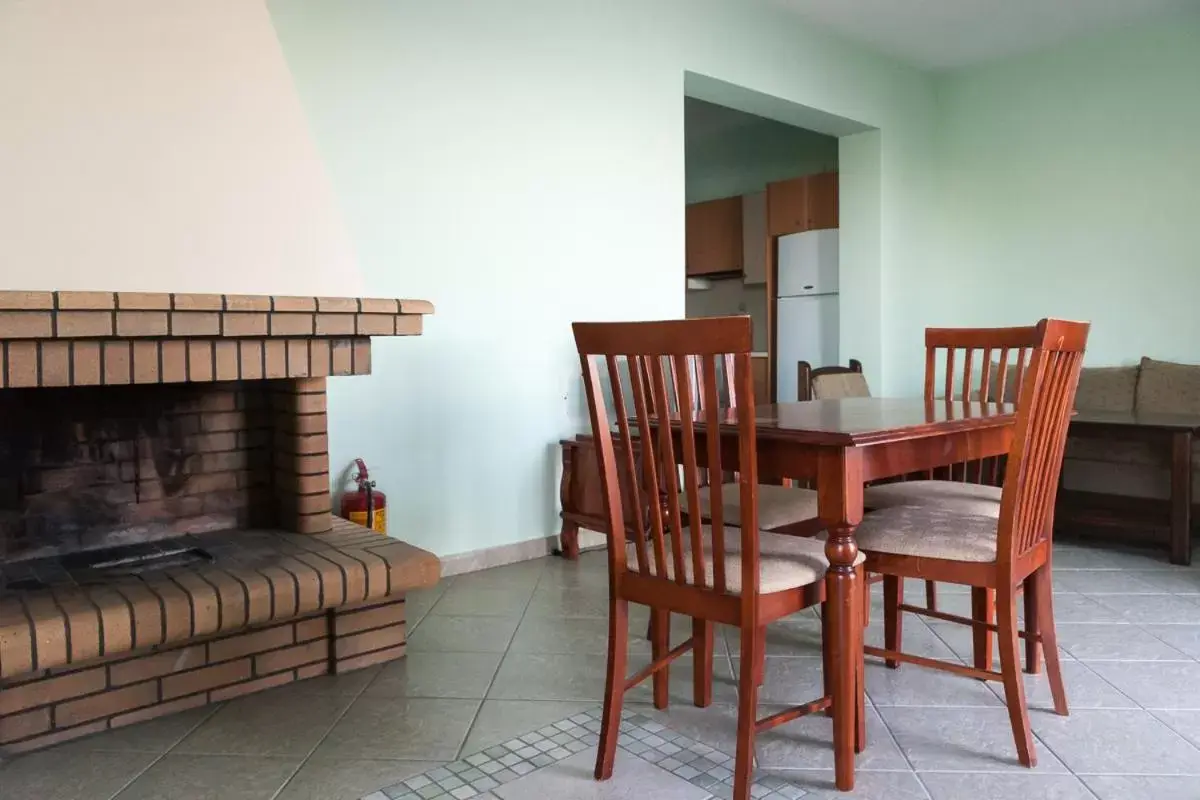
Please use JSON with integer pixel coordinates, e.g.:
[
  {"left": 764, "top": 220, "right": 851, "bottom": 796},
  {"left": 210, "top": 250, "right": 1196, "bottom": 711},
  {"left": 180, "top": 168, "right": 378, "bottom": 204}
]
[
  {"left": 857, "top": 505, "right": 999, "bottom": 563},
  {"left": 863, "top": 480, "right": 1003, "bottom": 517},
  {"left": 627, "top": 528, "right": 862, "bottom": 595},
  {"left": 686, "top": 483, "right": 820, "bottom": 530}
]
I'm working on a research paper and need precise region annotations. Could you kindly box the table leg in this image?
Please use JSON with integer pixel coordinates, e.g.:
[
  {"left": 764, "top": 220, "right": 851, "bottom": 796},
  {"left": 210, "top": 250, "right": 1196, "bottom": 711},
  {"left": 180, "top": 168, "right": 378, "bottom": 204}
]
[
  {"left": 1170, "top": 431, "right": 1192, "bottom": 566},
  {"left": 819, "top": 448, "right": 864, "bottom": 792}
]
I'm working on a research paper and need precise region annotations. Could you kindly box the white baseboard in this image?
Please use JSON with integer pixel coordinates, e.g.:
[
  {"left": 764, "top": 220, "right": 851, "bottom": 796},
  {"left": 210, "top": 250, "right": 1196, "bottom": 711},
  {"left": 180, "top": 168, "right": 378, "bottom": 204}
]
[{"left": 438, "top": 529, "right": 608, "bottom": 577}]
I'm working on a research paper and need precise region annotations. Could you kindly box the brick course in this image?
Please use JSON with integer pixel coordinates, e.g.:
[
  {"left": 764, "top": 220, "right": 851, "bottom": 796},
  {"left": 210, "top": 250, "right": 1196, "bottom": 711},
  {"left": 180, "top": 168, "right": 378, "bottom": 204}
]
[{"left": 0, "top": 597, "right": 408, "bottom": 754}]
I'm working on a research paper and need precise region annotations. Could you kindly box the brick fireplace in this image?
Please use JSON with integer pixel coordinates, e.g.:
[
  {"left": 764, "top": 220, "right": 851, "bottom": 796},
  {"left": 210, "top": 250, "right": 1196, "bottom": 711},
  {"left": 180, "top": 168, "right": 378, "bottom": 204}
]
[{"left": 0, "top": 291, "right": 439, "bottom": 753}]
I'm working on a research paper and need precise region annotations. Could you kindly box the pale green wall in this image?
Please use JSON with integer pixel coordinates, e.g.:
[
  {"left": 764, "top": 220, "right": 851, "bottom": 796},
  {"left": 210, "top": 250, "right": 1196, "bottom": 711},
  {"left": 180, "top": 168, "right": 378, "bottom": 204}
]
[
  {"left": 907, "top": 7, "right": 1200, "bottom": 392},
  {"left": 686, "top": 112, "right": 838, "bottom": 204},
  {"left": 267, "top": 0, "right": 936, "bottom": 557}
]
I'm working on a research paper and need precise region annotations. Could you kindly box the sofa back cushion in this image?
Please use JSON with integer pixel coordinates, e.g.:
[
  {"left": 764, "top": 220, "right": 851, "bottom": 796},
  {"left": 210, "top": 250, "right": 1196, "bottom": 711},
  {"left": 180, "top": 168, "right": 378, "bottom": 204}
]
[
  {"left": 1075, "top": 365, "right": 1139, "bottom": 412},
  {"left": 1135, "top": 357, "right": 1200, "bottom": 414}
]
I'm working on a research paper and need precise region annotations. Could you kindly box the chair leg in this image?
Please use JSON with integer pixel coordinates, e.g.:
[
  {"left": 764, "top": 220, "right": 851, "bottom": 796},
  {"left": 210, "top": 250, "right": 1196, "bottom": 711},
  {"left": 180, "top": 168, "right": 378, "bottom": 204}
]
[
  {"left": 693, "top": 619, "right": 713, "bottom": 708},
  {"left": 821, "top": 602, "right": 834, "bottom": 717},
  {"left": 925, "top": 580, "right": 938, "bottom": 612},
  {"left": 1035, "top": 565, "right": 1069, "bottom": 716},
  {"left": 996, "top": 586, "right": 1036, "bottom": 768},
  {"left": 733, "top": 624, "right": 762, "bottom": 800},
  {"left": 594, "top": 596, "right": 630, "bottom": 781},
  {"left": 883, "top": 575, "right": 902, "bottom": 669},
  {"left": 651, "top": 609, "right": 670, "bottom": 710},
  {"left": 971, "top": 587, "right": 995, "bottom": 674},
  {"left": 863, "top": 578, "right": 872, "bottom": 627},
  {"left": 1023, "top": 574, "right": 1042, "bottom": 674}
]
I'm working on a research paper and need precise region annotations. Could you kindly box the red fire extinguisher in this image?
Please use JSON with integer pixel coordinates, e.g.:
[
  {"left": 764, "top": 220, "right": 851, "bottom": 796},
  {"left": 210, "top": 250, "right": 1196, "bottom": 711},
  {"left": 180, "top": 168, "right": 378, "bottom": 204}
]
[{"left": 340, "top": 458, "right": 387, "bottom": 534}]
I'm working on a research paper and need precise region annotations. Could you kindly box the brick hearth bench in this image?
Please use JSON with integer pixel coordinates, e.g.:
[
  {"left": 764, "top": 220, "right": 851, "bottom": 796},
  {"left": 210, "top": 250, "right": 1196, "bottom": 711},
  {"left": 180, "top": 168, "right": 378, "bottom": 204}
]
[{"left": 0, "top": 518, "right": 438, "bottom": 753}]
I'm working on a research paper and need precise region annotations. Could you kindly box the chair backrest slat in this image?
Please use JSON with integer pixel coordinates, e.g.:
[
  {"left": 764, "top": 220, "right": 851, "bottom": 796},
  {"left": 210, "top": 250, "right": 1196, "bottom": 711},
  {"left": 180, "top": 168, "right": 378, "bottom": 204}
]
[
  {"left": 924, "top": 326, "right": 1040, "bottom": 485},
  {"left": 646, "top": 355, "right": 689, "bottom": 585},
  {"left": 573, "top": 316, "right": 759, "bottom": 601},
  {"left": 606, "top": 355, "right": 649, "bottom": 574},
  {"left": 997, "top": 320, "right": 1089, "bottom": 563}
]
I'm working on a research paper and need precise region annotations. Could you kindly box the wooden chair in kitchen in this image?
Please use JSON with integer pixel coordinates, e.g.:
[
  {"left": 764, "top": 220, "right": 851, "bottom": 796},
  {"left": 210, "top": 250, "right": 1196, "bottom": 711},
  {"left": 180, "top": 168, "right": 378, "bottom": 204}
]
[
  {"left": 858, "top": 318, "right": 1086, "bottom": 768},
  {"left": 573, "top": 316, "right": 864, "bottom": 800},
  {"left": 796, "top": 359, "right": 867, "bottom": 401},
  {"left": 862, "top": 326, "right": 1037, "bottom": 671}
]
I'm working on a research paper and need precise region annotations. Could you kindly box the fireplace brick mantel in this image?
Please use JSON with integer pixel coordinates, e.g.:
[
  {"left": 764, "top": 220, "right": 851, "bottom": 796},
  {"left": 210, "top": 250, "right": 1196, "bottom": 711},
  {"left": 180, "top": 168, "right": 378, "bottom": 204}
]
[
  {"left": 0, "top": 290, "right": 438, "bottom": 754},
  {"left": 0, "top": 291, "right": 433, "bottom": 389}
]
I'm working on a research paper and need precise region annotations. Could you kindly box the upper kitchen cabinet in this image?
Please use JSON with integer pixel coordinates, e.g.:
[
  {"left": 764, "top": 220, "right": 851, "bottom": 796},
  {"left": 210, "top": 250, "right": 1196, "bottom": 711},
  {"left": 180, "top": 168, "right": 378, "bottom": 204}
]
[
  {"left": 685, "top": 196, "right": 743, "bottom": 276},
  {"left": 766, "top": 171, "right": 839, "bottom": 237},
  {"left": 741, "top": 192, "right": 768, "bottom": 285}
]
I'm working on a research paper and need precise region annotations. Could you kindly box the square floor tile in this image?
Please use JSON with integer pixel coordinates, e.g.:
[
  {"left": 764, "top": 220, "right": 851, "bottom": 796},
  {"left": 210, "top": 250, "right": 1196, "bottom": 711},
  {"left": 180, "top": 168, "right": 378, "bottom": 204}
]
[
  {"left": 629, "top": 654, "right": 740, "bottom": 706},
  {"left": 1091, "top": 594, "right": 1200, "bottom": 625},
  {"left": 509, "top": 615, "right": 647, "bottom": 656},
  {"left": 1055, "top": 622, "right": 1192, "bottom": 661},
  {"left": 1032, "top": 708, "right": 1200, "bottom": 774},
  {"left": 1083, "top": 775, "right": 1200, "bottom": 800},
  {"left": 1150, "top": 709, "right": 1200, "bottom": 750},
  {"left": 986, "top": 660, "right": 1137, "bottom": 711},
  {"left": 492, "top": 748, "right": 710, "bottom": 800},
  {"left": 0, "top": 749, "right": 159, "bottom": 800},
  {"left": 314, "top": 697, "right": 481, "bottom": 761},
  {"left": 51, "top": 706, "right": 217, "bottom": 754},
  {"left": 462, "top": 700, "right": 600, "bottom": 755},
  {"left": 721, "top": 616, "right": 823, "bottom": 658},
  {"left": 274, "top": 664, "right": 384, "bottom": 697},
  {"left": 729, "top": 656, "right": 827, "bottom": 706},
  {"left": 277, "top": 759, "right": 440, "bottom": 800},
  {"left": 431, "top": 585, "right": 536, "bottom": 618},
  {"left": 406, "top": 615, "right": 521, "bottom": 653},
  {"left": 919, "top": 771, "right": 1096, "bottom": 800},
  {"left": 523, "top": 583, "right": 610, "bottom": 619},
  {"left": 366, "top": 651, "right": 504, "bottom": 699},
  {"left": 760, "top": 770, "right": 928, "bottom": 799},
  {"left": 1140, "top": 624, "right": 1200, "bottom": 659},
  {"left": 1086, "top": 660, "right": 1200, "bottom": 709},
  {"left": 865, "top": 660, "right": 1003, "bottom": 708},
  {"left": 877, "top": 706, "right": 1068, "bottom": 772},
  {"left": 489, "top": 652, "right": 609, "bottom": 701},
  {"left": 173, "top": 690, "right": 354, "bottom": 756},
  {"left": 113, "top": 753, "right": 301, "bottom": 800},
  {"left": 1052, "top": 569, "right": 1168, "bottom": 594}
]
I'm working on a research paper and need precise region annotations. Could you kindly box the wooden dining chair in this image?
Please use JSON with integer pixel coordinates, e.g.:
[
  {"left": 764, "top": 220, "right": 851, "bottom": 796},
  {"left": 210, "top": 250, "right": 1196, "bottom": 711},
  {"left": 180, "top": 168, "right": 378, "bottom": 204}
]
[
  {"left": 862, "top": 326, "right": 1037, "bottom": 670},
  {"left": 858, "top": 318, "right": 1087, "bottom": 767},
  {"left": 797, "top": 359, "right": 868, "bottom": 401},
  {"left": 573, "top": 316, "right": 864, "bottom": 800},
  {"left": 669, "top": 355, "right": 824, "bottom": 538}
]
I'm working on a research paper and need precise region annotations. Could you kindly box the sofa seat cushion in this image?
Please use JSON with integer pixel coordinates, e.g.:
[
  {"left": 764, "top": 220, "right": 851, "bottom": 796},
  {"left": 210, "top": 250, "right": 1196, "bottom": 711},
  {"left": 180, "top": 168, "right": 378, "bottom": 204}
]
[
  {"left": 857, "top": 506, "right": 999, "bottom": 563},
  {"left": 1136, "top": 357, "right": 1200, "bottom": 415},
  {"left": 863, "top": 480, "right": 1002, "bottom": 517},
  {"left": 687, "top": 483, "right": 820, "bottom": 530},
  {"left": 627, "top": 528, "right": 862, "bottom": 595}
]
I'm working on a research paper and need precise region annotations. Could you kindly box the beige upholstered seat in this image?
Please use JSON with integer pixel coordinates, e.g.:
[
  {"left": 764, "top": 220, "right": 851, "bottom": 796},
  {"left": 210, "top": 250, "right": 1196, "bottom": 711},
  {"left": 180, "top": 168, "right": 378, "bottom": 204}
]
[
  {"left": 863, "top": 480, "right": 1002, "bottom": 517},
  {"left": 686, "top": 483, "right": 820, "bottom": 530},
  {"left": 856, "top": 505, "right": 999, "bottom": 563},
  {"left": 628, "top": 527, "right": 863, "bottom": 594},
  {"left": 811, "top": 372, "right": 870, "bottom": 400}
]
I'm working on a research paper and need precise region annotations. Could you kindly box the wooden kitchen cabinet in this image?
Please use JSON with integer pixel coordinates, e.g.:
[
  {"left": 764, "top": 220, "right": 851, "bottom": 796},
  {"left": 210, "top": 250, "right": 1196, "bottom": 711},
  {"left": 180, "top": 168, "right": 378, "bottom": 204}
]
[
  {"left": 686, "top": 196, "right": 743, "bottom": 276},
  {"left": 741, "top": 192, "right": 768, "bottom": 285},
  {"left": 766, "top": 171, "right": 838, "bottom": 237}
]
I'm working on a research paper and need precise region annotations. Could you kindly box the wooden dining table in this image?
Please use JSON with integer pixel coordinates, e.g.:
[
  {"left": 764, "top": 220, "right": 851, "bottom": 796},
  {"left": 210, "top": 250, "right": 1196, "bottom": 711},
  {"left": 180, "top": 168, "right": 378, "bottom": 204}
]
[{"left": 671, "top": 397, "right": 1018, "bottom": 791}]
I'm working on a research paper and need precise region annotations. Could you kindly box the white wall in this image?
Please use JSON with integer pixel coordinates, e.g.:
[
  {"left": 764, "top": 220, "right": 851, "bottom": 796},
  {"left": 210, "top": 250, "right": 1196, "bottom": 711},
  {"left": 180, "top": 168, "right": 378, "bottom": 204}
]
[
  {"left": 0, "top": 0, "right": 357, "bottom": 294},
  {"left": 268, "top": 0, "right": 937, "bottom": 557}
]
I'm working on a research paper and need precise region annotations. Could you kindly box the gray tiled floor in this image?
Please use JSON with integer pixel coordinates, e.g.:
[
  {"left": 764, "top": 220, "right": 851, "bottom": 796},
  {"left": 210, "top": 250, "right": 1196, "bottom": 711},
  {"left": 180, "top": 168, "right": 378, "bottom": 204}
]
[{"left": 2, "top": 538, "right": 1199, "bottom": 799}]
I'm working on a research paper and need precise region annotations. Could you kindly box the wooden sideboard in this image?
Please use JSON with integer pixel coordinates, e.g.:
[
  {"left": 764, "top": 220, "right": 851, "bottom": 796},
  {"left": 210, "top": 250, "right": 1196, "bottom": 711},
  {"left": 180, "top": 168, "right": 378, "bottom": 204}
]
[{"left": 558, "top": 434, "right": 664, "bottom": 559}]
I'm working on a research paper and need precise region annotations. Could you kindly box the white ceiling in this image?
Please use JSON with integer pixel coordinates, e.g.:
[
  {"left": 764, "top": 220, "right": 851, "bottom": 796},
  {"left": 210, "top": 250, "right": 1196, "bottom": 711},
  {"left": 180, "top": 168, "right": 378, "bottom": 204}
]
[{"left": 773, "top": 0, "right": 1190, "bottom": 69}]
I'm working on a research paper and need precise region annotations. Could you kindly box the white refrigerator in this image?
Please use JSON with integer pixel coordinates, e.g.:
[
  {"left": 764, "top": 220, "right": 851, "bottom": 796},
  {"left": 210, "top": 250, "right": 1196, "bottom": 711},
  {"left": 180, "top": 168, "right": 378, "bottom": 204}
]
[{"left": 775, "top": 229, "right": 839, "bottom": 403}]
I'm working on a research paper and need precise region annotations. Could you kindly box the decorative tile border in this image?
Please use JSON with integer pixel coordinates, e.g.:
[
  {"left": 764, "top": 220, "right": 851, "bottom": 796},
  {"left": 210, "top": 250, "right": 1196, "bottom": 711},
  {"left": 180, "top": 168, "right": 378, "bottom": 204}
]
[{"left": 360, "top": 707, "right": 808, "bottom": 800}]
